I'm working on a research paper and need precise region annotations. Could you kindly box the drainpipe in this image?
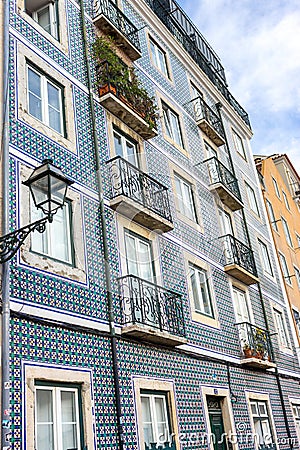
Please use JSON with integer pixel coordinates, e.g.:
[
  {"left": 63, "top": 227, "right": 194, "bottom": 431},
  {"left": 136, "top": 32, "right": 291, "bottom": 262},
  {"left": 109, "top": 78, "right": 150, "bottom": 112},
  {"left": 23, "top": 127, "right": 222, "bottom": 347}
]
[
  {"left": 1, "top": 0, "right": 11, "bottom": 443},
  {"left": 78, "top": 3, "right": 124, "bottom": 449},
  {"left": 216, "top": 103, "right": 293, "bottom": 447}
]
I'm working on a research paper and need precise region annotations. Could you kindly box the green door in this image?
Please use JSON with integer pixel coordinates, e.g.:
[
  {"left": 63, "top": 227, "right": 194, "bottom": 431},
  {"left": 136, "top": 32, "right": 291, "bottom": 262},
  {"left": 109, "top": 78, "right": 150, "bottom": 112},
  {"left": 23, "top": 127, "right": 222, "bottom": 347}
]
[{"left": 207, "top": 397, "right": 228, "bottom": 450}]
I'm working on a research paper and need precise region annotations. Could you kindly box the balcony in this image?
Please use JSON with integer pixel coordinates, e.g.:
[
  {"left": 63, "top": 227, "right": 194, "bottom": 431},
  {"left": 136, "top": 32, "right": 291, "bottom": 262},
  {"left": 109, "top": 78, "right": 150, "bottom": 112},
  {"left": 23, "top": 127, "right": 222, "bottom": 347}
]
[
  {"left": 118, "top": 274, "right": 187, "bottom": 346},
  {"left": 107, "top": 156, "right": 173, "bottom": 232},
  {"left": 205, "top": 157, "right": 243, "bottom": 211},
  {"left": 192, "top": 97, "right": 225, "bottom": 146},
  {"left": 97, "top": 61, "right": 158, "bottom": 139},
  {"left": 221, "top": 234, "right": 259, "bottom": 285},
  {"left": 143, "top": 0, "right": 251, "bottom": 128},
  {"left": 93, "top": 0, "right": 141, "bottom": 61},
  {"left": 236, "top": 322, "right": 276, "bottom": 369}
]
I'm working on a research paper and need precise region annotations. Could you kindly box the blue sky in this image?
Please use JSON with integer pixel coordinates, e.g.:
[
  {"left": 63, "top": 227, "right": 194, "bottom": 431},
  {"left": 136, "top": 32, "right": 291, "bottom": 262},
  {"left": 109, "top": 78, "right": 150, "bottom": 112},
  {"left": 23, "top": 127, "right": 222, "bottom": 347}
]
[{"left": 179, "top": 0, "right": 300, "bottom": 175}]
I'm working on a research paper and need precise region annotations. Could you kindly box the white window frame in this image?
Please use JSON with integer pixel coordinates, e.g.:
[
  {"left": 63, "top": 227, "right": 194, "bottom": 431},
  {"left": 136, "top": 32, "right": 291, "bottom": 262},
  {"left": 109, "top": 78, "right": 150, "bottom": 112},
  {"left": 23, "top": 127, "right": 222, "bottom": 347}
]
[
  {"left": 291, "top": 401, "right": 300, "bottom": 445},
  {"left": 281, "top": 216, "right": 293, "bottom": 248},
  {"left": 140, "top": 392, "right": 171, "bottom": 447},
  {"left": 162, "top": 102, "right": 184, "bottom": 148},
  {"left": 149, "top": 38, "right": 169, "bottom": 78},
  {"left": 35, "top": 384, "right": 81, "bottom": 450},
  {"left": 282, "top": 190, "right": 290, "bottom": 211},
  {"left": 31, "top": 198, "right": 73, "bottom": 265},
  {"left": 272, "top": 177, "right": 281, "bottom": 198},
  {"left": 112, "top": 127, "right": 139, "bottom": 167},
  {"left": 246, "top": 393, "right": 278, "bottom": 450},
  {"left": 296, "top": 233, "right": 300, "bottom": 248},
  {"left": 279, "top": 252, "right": 292, "bottom": 285},
  {"left": 245, "top": 182, "right": 260, "bottom": 216},
  {"left": 232, "top": 129, "right": 247, "bottom": 160},
  {"left": 27, "top": 64, "right": 64, "bottom": 135},
  {"left": 174, "top": 173, "right": 197, "bottom": 222},
  {"left": 189, "top": 263, "right": 214, "bottom": 318},
  {"left": 258, "top": 240, "right": 273, "bottom": 276},
  {"left": 124, "top": 229, "right": 155, "bottom": 283},
  {"left": 249, "top": 400, "right": 274, "bottom": 448},
  {"left": 273, "top": 307, "right": 290, "bottom": 349},
  {"left": 266, "top": 199, "right": 278, "bottom": 232},
  {"left": 294, "top": 266, "right": 300, "bottom": 290},
  {"left": 32, "top": 1, "right": 58, "bottom": 39}
]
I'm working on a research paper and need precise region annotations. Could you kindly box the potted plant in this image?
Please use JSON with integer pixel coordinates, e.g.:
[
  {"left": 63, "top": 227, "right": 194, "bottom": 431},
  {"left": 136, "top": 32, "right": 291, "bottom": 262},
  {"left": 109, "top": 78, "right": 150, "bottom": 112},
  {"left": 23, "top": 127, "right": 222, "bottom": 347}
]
[
  {"left": 255, "top": 342, "right": 265, "bottom": 360},
  {"left": 243, "top": 343, "right": 253, "bottom": 358},
  {"left": 92, "top": 36, "right": 158, "bottom": 131}
]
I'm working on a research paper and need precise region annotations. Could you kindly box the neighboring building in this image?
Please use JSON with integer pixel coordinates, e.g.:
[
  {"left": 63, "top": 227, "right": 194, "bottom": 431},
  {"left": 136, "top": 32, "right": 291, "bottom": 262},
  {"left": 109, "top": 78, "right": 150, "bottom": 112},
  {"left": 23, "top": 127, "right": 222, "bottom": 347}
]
[
  {"left": 256, "top": 154, "right": 300, "bottom": 346},
  {"left": 2, "top": 0, "right": 300, "bottom": 449}
]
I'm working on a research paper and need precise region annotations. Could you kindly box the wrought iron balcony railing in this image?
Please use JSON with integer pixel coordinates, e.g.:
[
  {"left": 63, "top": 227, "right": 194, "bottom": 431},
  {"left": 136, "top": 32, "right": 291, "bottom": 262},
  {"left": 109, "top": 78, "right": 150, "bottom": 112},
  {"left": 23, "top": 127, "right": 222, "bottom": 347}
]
[
  {"left": 192, "top": 97, "right": 225, "bottom": 145},
  {"left": 205, "top": 157, "right": 242, "bottom": 202},
  {"left": 118, "top": 274, "right": 186, "bottom": 338},
  {"left": 221, "top": 234, "right": 258, "bottom": 278},
  {"left": 94, "top": 0, "right": 141, "bottom": 54},
  {"left": 143, "top": 0, "right": 251, "bottom": 128},
  {"left": 107, "top": 156, "right": 172, "bottom": 225},
  {"left": 236, "top": 322, "right": 274, "bottom": 362}
]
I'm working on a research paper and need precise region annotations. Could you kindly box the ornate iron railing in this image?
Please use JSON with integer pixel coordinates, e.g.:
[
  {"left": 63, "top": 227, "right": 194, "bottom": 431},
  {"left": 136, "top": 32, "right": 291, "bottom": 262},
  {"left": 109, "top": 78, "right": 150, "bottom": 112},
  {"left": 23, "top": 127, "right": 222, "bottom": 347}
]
[
  {"left": 118, "top": 274, "right": 186, "bottom": 337},
  {"left": 221, "top": 234, "right": 257, "bottom": 277},
  {"left": 97, "top": 60, "right": 158, "bottom": 130},
  {"left": 143, "top": 0, "right": 251, "bottom": 128},
  {"left": 106, "top": 156, "right": 172, "bottom": 223},
  {"left": 94, "top": 0, "right": 141, "bottom": 52},
  {"left": 192, "top": 97, "right": 225, "bottom": 141},
  {"left": 236, "top": 322, "right": 274, "bottom": 362},
  {"left": 205, "top": 156, "right": 242, "bottom": 201}
]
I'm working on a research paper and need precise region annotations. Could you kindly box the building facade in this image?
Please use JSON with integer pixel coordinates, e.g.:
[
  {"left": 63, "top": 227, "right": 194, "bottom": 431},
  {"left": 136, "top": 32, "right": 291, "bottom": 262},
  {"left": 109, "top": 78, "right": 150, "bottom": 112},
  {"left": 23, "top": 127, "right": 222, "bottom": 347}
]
[
  {"left": 2, "top": 0, "right": 300, "bottom": 449},
  {"left": 256, "top": 154, "right": 300, "bottom": 349}
]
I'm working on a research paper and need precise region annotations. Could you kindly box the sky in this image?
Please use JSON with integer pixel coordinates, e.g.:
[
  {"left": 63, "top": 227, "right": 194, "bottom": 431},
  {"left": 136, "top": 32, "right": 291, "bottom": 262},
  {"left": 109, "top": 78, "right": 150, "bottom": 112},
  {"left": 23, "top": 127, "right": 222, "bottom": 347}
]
[{"left": 179, "top": 0, "right": 300, "bottom": 175}]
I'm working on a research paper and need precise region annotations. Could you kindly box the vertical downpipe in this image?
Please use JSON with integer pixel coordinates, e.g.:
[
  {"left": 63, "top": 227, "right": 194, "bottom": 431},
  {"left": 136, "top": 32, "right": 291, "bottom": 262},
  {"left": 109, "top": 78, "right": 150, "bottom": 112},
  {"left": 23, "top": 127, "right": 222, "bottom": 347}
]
[
  {"left": 1, "top": 0, "right": 11, "bottom": 443},
  {"left": 78, "top": 1, "right": 124, "bottom": 449}
]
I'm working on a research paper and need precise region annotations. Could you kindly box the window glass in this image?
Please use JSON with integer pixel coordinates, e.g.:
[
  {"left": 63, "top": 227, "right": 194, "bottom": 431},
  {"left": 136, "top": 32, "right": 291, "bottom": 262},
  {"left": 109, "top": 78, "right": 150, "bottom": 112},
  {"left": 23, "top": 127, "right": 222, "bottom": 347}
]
[
  {"left": 281, "top": 217, "right": 293, "bottom": 247},
  {"left": 292, "top": 403, "right": 300, "bottom": 444},
  {"left": 249, "top": 400, "right": 274, "bottom": 447},
  {"left": 27, "top": 65, "right": 63, "bottom": 134},
  {"left": 189, "top": 264, "right": 214, "bottom": 317},
  {"left": 35, "top": 385, "right": 81, "bottom": 450},
  {"left": 295, "top": 267, "right": 300, "bottom": 290},
  {"left": 26, "top": 0, "right": 59, "bottom": 39},
  {"left": 174, "top": 173, "right": 197, "bottom": 222},
  {"left": 282, "top": 190, "right": 290, "bottom": 210},
  {"left": 246, "top": 182, "right": 259, "bottom": 215},
  {"left": 113, "top": 128, "right": 139, "bottom": 167},
  {"left": 266, "top": 200, "right": 278, "bottom": 232},
  {"left": 258, "top": 240, "right": 273, "bottom": 276},
  {"left": 150, "top": 38, "right": 169, "bottom": 77},
  {"left": 140, "top": 392, "right": 171, "bottom": 447},
  {"left": 274, "top": 308, "right": 289, "bottom": 347},
  {"left": 233, "top": 130, "right": 246, "bottom": 159},
  {"left": 272, "top": 177, "right": 281, "bottom": 198},
  {"left": 279, "top": 252, "right": 291, "bottom": 285},
  {"left": 31, "top": 199, "right": 73, "bottom": 264},
  {"left": 162, "top": 102, "right": 184, "bottom": 147},
  {"left": 124, "top": 230, "right": 154, "bottom": 282}
]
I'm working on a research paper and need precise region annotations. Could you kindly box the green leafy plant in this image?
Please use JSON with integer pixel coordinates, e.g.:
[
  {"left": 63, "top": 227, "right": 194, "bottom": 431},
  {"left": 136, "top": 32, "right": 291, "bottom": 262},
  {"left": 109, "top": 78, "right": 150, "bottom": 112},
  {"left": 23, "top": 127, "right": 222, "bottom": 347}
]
[{"left": 93, "top": 36, "right": 158, "bottom": 130}]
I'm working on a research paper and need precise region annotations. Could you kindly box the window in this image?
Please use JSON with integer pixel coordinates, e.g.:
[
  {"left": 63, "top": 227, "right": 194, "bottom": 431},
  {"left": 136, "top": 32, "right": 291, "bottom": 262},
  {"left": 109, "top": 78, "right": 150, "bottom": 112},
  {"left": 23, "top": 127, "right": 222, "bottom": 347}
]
[
  {"left": 246, "top": 182, "right": 260, "bottom": 216},
  {"left": 174, "top": 173, "right": 197, "bottom": 222},
  {"left": 27, "top": 65, "right": 64, "bottom": 134},
  {"left": 162, "top": 102, "right": 184, "bottom": 148},
  {"left": 249, "top": 400, "right": 274, "bottom": 448},
  {"left": 272, "top": 177, "right": 281, "bottom": 198},
  {"left": 113, "top": 127, "right": 139, "bottom": 167},
  {"left": 281, "top": 217, "right": 293, "bottom": 247},
  {"left": 233, "top": 130, "right": 246, "bottom": 159},
  {"left": 258, "top": 240, "right": 273, "bottom": 276},
  {"left": 292, "top": 403, "right": 300, "bottom": 443},
  {"left": 124, "top": 229, "right": 155, "bottom": 282},
  {"left": 273, "top": 308, "right": 289, "bottom": 348},
  {"left": 296, "top": 233, "right": 300, "bottom": 248},
  {"left": 189, "top": 264, "right": 214, "bottom": 317},
  {"left": 141, "top": 391, "right": 172, "bottom": 447},
  {"left": 282, "top": 190, "right": 290, "bottom": 210},
  {"left": 266, "top": 200, "right": 278, "bottom": 232},
  {"left": 25, "top": 0, "right": 59, "bottom": 39},
  {"left": 204, "top": 141, "right": 217, "bottom": 159},
  {"left": 279, "top": 252, "right": 291, "bottom": 285},
  {"left": 31, "top": 199, "right": 73, "bottom": 264},
  {"left": 295, "top": 266, "right": 300, "bottom": 290},
  {"left": 35, "top": 382, "right": 83, "bottom": 450},
  {"left": 149, "top": 38, "right": 169, "bottom": 77}
]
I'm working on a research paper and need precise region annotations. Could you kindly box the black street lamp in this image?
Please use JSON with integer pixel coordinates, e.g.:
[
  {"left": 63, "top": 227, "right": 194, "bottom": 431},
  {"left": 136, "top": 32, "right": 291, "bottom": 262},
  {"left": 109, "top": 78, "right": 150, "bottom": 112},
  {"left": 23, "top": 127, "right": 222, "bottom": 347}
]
[{"left": 0, "top": 159, "right": 73, "bottom": 264}]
